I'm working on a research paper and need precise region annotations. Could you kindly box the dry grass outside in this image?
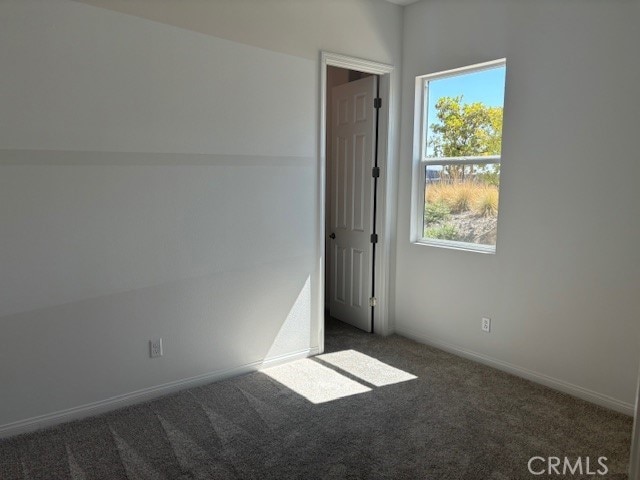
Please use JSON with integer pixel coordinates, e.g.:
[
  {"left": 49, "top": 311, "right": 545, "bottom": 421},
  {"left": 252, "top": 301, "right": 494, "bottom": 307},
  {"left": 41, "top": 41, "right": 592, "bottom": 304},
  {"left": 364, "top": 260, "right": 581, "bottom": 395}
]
[
  {"left": 474, "top": 186, "right": 499, "bottom": 217},
  {"left": 425, "top": 181, "right": 499, "bottom": 217}
]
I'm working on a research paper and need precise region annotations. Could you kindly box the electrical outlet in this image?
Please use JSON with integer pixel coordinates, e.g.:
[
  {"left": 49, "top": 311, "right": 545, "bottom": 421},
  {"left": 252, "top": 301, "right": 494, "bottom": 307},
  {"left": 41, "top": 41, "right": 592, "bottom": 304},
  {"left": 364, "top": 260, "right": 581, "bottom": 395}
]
[
  {"left": 149, "top": 338, "right": 163, "bottom": 358},
  {"left": 481, "top": 317, "right": 491, "bottom": 333}
]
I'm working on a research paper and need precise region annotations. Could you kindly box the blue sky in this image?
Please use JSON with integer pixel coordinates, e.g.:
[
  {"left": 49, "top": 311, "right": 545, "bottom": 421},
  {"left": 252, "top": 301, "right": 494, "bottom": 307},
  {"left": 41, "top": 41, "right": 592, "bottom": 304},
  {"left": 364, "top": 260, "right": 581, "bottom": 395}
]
[{"left": 426, "top": 66, "right": 506, "bottom": 155}]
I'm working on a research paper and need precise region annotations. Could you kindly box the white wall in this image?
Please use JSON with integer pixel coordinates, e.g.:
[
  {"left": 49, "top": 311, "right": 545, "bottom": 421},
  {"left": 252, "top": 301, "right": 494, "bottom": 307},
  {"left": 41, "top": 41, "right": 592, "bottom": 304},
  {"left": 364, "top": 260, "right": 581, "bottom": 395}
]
[
  {"left": 395, "top": 0, "right": 640, "bottom": 412},
  {"left": 0, "top": 0, "right": 402, "bottom": 433}
]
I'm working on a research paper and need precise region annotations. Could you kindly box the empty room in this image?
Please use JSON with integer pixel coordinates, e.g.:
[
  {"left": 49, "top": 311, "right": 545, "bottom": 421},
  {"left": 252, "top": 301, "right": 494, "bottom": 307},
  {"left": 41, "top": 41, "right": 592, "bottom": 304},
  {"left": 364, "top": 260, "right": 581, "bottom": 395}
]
[{"left": 1, "top": 0, "right": 639, "bottom": 478}]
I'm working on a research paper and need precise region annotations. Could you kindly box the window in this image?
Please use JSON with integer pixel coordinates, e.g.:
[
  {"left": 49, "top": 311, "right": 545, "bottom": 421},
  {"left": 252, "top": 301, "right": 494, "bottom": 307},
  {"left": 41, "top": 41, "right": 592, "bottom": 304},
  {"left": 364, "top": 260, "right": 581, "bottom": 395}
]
[{"left": 413, "top": 59, "right": 506, "bottom": 253}]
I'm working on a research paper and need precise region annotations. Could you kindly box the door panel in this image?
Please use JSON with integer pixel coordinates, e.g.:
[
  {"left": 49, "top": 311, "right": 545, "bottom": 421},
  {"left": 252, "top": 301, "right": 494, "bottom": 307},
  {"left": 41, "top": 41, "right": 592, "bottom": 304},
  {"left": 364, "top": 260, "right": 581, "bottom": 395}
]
[
  {"left": 334, "top": 244, "right": 346, "bottom": 304},
  {"left": 351, "top": 248, "right": 363, "bottom": 308},
  {"left": 328, "top": 75, "right": 377, "bottom": 332}
]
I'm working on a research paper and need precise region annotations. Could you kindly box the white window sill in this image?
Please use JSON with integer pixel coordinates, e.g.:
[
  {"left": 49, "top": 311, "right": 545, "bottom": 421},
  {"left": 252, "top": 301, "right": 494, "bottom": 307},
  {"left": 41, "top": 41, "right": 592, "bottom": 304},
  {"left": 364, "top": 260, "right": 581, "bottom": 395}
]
[{"left": 413, "top": 238, "right": 496, "bottom": 254}]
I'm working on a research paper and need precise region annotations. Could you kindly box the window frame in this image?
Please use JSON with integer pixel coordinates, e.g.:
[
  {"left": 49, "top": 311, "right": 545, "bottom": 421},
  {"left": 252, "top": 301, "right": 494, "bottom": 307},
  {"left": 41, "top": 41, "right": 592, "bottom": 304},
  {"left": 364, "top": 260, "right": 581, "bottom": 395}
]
[{"left": 411, "top": 58, "right": 506, "bottom": 254}]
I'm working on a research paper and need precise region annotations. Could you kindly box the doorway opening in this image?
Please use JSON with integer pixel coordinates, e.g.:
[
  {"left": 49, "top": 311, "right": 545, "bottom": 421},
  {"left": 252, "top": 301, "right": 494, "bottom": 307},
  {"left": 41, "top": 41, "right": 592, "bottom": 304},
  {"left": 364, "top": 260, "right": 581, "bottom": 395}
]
[
  {"left": 318, "top": 53, "right": 395, "bottom": 353},
  {"left": 325, "top": 67, "right": 377, "bottom": 334}
]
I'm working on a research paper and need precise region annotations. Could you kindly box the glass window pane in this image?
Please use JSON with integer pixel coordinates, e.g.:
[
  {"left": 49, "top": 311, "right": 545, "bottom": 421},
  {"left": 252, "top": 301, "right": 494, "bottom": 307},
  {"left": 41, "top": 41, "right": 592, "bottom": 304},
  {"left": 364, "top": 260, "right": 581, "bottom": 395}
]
[
  {"left": 423, "top": 163, "right": 500, "bottom": 246},
  {"left": 425, "top": 66, "right": 506, "bottom": 158}
]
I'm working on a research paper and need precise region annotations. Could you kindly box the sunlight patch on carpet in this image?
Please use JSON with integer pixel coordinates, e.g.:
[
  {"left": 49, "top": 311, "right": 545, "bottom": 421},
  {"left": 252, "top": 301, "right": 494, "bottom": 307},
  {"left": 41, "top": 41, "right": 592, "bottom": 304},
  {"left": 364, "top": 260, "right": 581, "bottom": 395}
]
[
  {"left": 317, "top": 349, "right": 417, "bottom": 387},
  {"left": 262, "top": 358, "right": 371, "bottom": 404}
]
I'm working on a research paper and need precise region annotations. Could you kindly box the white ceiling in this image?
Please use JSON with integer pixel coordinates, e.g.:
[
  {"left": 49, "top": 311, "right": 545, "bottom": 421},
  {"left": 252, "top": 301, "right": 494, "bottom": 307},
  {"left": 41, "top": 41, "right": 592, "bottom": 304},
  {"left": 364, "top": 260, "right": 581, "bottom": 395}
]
[{"left": 384, "top": 0, "right": 421, "bottom": 5}]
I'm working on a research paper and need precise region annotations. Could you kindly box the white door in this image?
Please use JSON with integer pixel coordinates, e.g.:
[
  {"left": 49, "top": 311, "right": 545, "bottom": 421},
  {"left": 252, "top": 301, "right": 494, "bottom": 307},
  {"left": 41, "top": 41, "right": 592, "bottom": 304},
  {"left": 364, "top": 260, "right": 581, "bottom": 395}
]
[{"left": 328, "top": 75, "right": 378, "bottom": 332}]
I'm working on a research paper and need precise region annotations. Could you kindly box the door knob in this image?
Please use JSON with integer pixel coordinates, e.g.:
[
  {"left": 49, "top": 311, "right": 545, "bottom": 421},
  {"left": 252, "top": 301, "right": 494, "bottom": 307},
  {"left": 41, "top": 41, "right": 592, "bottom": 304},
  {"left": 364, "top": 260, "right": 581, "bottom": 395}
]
[{"left": 329, "top": 233, "right": 336, "bottom": 239}]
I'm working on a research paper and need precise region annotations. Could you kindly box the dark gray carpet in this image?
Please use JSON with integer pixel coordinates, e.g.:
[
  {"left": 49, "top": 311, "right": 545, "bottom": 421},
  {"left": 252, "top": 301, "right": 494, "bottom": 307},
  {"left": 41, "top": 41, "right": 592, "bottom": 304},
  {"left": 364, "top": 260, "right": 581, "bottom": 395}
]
[{"left": 0, "top": 318, "right": 633, "bottom": 479}]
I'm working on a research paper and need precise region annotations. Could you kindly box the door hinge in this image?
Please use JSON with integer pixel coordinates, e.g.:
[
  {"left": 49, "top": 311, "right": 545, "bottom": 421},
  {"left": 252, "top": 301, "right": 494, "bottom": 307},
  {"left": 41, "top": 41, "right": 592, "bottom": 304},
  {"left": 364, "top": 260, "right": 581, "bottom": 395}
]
[
  {"left": 370, "top": 233, "right": 378, "bottom": 244},
  {"left": 372, "top": 166, "right": 380, "bottom": 178},
  {"left": 373, "top": 97, "right": 382, "bottom": 109},
  {"left": 369, "top": 297, "right": 377, "bottom": 307}
]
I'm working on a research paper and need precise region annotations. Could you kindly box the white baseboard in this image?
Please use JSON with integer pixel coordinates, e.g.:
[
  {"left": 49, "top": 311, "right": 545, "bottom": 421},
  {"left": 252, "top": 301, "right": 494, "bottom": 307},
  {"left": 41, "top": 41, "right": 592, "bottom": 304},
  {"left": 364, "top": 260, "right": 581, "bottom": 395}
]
[
  {"left": 262, "top": 347, "right": 320, "bottom": 368},
  {"left": 0, "top": 346, "right": 319, "bottom": 439},
  {"left": 395, "top": 326, "right": 634, "bottom": 416}
]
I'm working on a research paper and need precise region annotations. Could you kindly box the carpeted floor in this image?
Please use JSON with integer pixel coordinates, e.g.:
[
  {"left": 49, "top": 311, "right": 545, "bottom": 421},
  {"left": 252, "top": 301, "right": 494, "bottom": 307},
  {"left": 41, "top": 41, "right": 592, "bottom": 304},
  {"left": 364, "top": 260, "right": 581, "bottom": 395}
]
[{"left": 0, "top": 318, "right": 633, "bottom": 479}]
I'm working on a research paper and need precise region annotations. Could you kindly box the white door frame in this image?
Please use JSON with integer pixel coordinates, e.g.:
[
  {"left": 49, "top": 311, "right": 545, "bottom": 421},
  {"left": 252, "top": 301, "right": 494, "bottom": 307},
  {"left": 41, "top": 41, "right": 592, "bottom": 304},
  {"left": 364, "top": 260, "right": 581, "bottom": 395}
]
[
  {"left": 630, "top": 368, "right": 640, "bottom": 479},
  {"left": 318, "top": 51, "right": 396, "bottom": 352}
]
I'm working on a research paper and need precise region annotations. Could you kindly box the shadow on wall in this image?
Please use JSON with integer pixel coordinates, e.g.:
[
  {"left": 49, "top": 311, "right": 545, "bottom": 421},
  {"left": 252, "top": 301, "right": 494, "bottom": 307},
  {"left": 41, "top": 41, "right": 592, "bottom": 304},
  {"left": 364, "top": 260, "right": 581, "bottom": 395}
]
[
  {"left": 265, "top": 276, "right": 313, "bottom": 361},
  {"left": 0, "top": 258, "right": 316, "bottom": 427}
]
